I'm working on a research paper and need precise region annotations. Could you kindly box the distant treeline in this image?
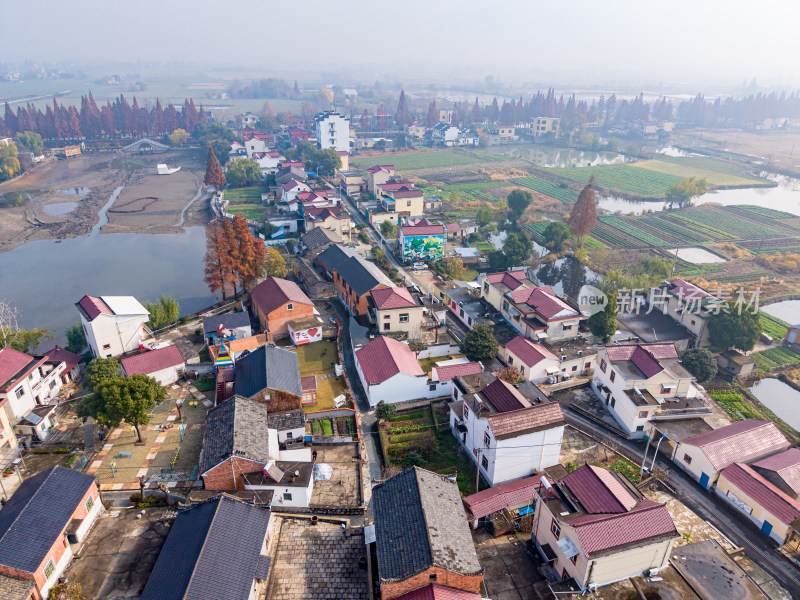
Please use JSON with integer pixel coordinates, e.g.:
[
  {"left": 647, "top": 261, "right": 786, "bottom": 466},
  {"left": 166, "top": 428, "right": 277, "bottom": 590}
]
[
  {"left": 0, "top": 94, "right": 209, "bottom": 140},
  {"left": 227, "top": 78, "right": 300, "bottom": 99}
]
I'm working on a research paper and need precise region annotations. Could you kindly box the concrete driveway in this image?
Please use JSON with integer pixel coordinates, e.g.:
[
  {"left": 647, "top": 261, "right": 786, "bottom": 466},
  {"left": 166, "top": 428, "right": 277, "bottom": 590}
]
[{"left": 473, "top": 529, "right": 551, "bottom": 600}]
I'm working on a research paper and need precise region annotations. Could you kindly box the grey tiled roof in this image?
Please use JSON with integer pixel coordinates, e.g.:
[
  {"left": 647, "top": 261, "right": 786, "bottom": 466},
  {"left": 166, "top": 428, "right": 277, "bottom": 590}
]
[
  {"left": 0, "top": 573, "right": 34, "bottom": 600},
  {"left": 317, "top": 244, "right": 359, "bottom": 273},
  {"left": 0, "top": 466, "right": 95, "bottom": 574},
  {"left": 267, "top": 408, "right": 306, "bottom": 432},
  {"left": 141, "top": 495, "right": 272, "bottom": 600},
  {"left": 373, "top": 467, "right": 482, "bottom": 582},
  {"left": 200, "top": 396, "right": 271, "bottom": 474},
  {"left": 336, "top": 255, "right": 393, "bottom": 297},
  {"left": 234, "top": 345, "right": 302, "bottom": 399},
  {"left": 302, "top": 227, "right": 342, "bottom": 250},
  {"left": 203, "top": 312, "right": 252, "bottom": 335}
]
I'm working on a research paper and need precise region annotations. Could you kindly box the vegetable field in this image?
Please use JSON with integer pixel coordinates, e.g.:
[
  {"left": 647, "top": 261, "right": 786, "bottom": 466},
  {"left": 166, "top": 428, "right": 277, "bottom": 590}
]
[
  {"left": 509, "top": 177, "right": 580, "bottom": 203},
  {"left": 708, "top": 389, "right": 769, "bottom": 421},
  {"left": 524, "top": 221, "right": 552, "bottom": 244},
  {"left": 633, "top": 158, "right": 770, "bottom": 187},
  {"left": 545, "top": 164, "right": 682, "bottom": 198},
  {"left": 224, "top": 187, "right": 264, "bottom": 203},
  {"left": 753, "top": 347, "right": 800, "bottom": 371},
  {"left": 760, "top": 313, "right": 790, "bottom": 341}
]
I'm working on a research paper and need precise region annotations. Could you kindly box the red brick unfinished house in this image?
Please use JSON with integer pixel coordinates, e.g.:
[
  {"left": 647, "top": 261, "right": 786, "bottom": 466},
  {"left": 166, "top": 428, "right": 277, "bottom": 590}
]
[
  {"left": 0, "top": 467, "right": 103, "bottom": 600},
  {"left": 250, "top": 276, "right": 315, "bottom": 340},
  {"left": 372, "top": 466, "right": 483, "bottom": 599}
]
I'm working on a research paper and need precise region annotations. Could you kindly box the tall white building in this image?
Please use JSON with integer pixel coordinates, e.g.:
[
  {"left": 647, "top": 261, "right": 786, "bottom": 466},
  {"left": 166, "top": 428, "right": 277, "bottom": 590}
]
[
  {"left": 75, "top": 295, "right": 150, "bottom": 358},
  {"left": 314, "top": 111, "right": 350, "bottom": 153}
]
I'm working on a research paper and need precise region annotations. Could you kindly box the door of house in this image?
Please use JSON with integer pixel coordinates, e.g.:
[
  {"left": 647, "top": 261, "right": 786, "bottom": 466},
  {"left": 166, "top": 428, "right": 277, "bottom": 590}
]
[
  {"left": 761, "top": 520, "right": 773, "bottom": 537},
  {"left": 699, "top": 473, "right": 710, "bottom": 488}
]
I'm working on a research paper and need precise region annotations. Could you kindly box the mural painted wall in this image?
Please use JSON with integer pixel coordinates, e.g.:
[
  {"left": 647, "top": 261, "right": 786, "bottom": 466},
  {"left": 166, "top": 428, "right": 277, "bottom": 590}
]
[{"left": 402, "top": 234, "right": 444, "bottom": 262}]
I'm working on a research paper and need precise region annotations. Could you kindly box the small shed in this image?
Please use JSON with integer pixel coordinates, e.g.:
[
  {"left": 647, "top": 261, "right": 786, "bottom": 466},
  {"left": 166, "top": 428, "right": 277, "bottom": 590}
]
[
  {"left": 287, "top": 317, "right": 324, "bottom": 346},
  {"left": 16, "top": 404, "right": 58, "bottom": 441},
  {"left": 717, "top": 350, "right": 756, "bottom": 378}
]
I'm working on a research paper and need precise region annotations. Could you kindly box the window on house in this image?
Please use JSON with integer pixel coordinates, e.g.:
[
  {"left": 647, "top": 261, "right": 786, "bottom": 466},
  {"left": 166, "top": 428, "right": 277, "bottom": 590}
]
[
  {"left": 610, "top": 370, "right": 616, "bottom": 382},
  {"left": 483, "top": 282, "right": 489, "bottom": 293},
  {"left": 283, "top": 492, "right": 292, "bottom": 501},
  {"left": 286, "top": 432, "right": 293, "bottom": 439},
  {"left": 503, "top": 300, "right": 509, "bottom": 311},
  {"left": 102, "top": 344, "right": 111, "bottom": 350},
  {"left": 15, "top": 387, "right": 24, "bottom": 399},
  {"left": 636, "top": 425, "right": 644, "bottom": 432},
  {"left": 551, "top": 519, "right": 561, "bottom": 539},
  {"left": 429, "top": 384, "right": 437, "bottom": 391},
  {"left": 562, "top": 323, "right": 572, "bottom": 330},
  {"left": 484, "top": 431, "right": 491, "bottom": 447},
  {"left": 27, "top": 373, "right": 33, "bottom": 380},
  {"left": 429, "top": 574, "right": 437, "bottom": 582},
  {"left": 86, "top": 495, "right": 94, "bottom": 512},
  {"left": 683, "top": 454, "right": 692, "bottom": 464},
  {"left": 585, "top": 362, "right": 591, "bottom": 369},
  {"left": 399, "top": 314, "right": 409, "bottom": 323},
  {"left": 287, "top": 303, "right": 293, "bottom": 311},
  {"left": 481, "top": 455, "right": 489, "bottom": 470},
  {"left": 383, "top": 314, "right": 390, "bottom": 319},
  {"left": 609, "top": 397, "right": 616, "bottom": 408},
  {"left": 638, "top": 411, "right": 649, "bottom": 419},
  {"left": 384, "top": 323, "right": 390, "bottom": 331},
  {"left": 572, "top": 365, "right": 577, "bottom": 372},
  {"left": 571, "top": 553, "right": 578, "bottom": 564},
  {"left": 463, "top": 404, "right": 468, "bottom": 417},
  {"left": 49, "top": 380, "right": 56, "bottom": 389},
  {"left": 661, "top": 385, "right": 673, "bottom": 395},
  {"left": 44, "top": 559, "right": 55, "bottom": 579},
  {"left": 508, "top": 357, "right": 513, "bottom": 365},
  {"left": 600, "top": 359, "right": 607, "bottom": 372}
]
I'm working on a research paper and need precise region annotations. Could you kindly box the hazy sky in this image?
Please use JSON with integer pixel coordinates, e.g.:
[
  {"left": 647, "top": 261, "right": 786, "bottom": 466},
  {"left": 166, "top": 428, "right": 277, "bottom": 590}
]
[{"left": 3, "top": 0, "right": 799, "bottom": 87}]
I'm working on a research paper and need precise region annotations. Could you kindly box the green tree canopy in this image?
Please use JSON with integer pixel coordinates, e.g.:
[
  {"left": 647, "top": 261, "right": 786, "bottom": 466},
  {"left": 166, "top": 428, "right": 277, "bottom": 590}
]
[
  {"left": 15, "top": 131, "right": 43, "bottom": 156},
  {"left": 460, "top": 323, "right": 499, "bottom": 361},
  {"left": 65, "top": 322, "right": 87, "bottom": 354},
  {"left": 507, "top": 189, "right": 533, "bottom": 219},
  {"left": 225, "top": 157, "right": 262, "bottom": 187},
  {"left": 380, "top": 220, "right": 397, "bottom": 237},
  {"left": 587, "top": 293, "right": 618, "bottom": 342},
  {"left": 84, "top": 357, "right": 121, "bottom": 391},
  {"left": 665, "top": 177, "right": 707, "bottom": 209},
  {"left": 475, "top": 206, "right": 494, "bottom": 225},
  {"left": 708, "top": 304, "right": 760, "bottom": 352},
  {"left": 542, "top": 221, "right": 570, "bottom": 252},
  {"left": 375, "top": 400, "right": 397, "bottom": 421},
  {"left": 680, "top": 348, "right": 718, "bottom": 383},
  {"left": 0, "top": 141, "right": 21, "bottom": 181},
  {"left": 284, "top": 141, "right": 341, "bottom": 175},
  {"left": 77, "top": 374, "right": 166, "bottom": 443},
  {"left": 144, "top": 295, "right": 180, "bottom": 330},
  {"left": 210, "top": 138, "right": 233, "bottom": 167}
]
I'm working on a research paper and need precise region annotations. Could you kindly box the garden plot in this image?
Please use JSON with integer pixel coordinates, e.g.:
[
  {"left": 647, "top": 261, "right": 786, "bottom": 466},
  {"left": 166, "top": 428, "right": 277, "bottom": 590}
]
[{"left": 665, "top": 247, "right": 727, "bottom": 264}]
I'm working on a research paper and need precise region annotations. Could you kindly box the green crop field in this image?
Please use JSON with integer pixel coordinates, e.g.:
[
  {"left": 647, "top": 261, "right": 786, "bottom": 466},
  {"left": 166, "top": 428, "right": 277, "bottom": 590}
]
[
  {"left": 733, "top": 205, "right": 796, "bottom": 219},
  {"left": 753, "top": 347, "right": 800, "bottom": 371},
  {"left": 524, "top": 221, "right": 552, "bottom": 244},
  {"left": 679, "top": 207, "right": 787, "bottom": 239},
  {"left": 442, "top": 181, "right": 508, "bottom": 192},
  {"left": 656, "top": 155, "right": 773, "bottom": 179},
  {"left": 760, "top": 313, "right": 790, "bottom": 341},
  {"left": 598, "top": 216, "right": 672, "bottom": 247},
  {"left": 351, "top": 150, "right": 489, "bottom": 171},
  {"left": 224, "top": 187, "right": 264, "bottom": 203},
  {"left": 226, "top": 204, "right": 266, "bottom": 220},
  {"left": 633, "top": 158, "right": 770, "bottom": 187},
  {"left": 708, "top": 389, "right": 769, "bottom": 421},
  {"left": 544, "top": 164, "right": 683, "bottom": 198},
  {"left": 509, "top": 177, "right": 580, "bottom": 203}
]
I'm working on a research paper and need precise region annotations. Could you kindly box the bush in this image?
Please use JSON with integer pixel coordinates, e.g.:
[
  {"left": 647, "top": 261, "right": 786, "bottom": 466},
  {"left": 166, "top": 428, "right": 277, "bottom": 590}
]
[
  {"left": 53, "top": 448, "right": 72, "bottom": 454},
  {"left": 311, "top": 420, "right": 322, "bottom": 435},
  {"left": 359, "top": 231, "right": 370, "bottom": 244},
  {"left": 65, "top": 454, "right": 77, "bottom": 468},
  {"left": 376, "top": 401, "right": 397, "bottom": 421},
  {"left": 607, "top": 459, "right": 640, "bottom": 484},
  {"left": 391, "top": 411, "right": 425, "bottom": 422}
]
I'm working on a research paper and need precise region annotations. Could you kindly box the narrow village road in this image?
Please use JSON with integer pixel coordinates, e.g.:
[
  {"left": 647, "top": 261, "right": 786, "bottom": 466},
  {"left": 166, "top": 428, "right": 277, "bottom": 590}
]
[{"left": 562, "top": 406, "right": 800, "bottom": 598}]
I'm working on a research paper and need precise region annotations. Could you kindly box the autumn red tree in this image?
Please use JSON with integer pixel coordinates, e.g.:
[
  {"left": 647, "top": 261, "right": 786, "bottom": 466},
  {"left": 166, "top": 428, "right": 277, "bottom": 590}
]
[
  {"left": 568, "top": 176, "right": 598, "bottom": 241},
  {"left": 230, "top": 215, "right": 266, "bottom": 291},
  {"left": 203, "top": 220, "right": 235, "bottom": 299},
  {"left": 204, "top": 145, "right": 226, "bottom": 190},
  {"left": 395, "top": 90, "right": 411, "bottom": 127}
]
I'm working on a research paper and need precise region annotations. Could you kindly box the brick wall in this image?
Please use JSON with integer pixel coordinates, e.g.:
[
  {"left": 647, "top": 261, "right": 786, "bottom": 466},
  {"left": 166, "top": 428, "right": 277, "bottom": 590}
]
[
  {"left": 255, "top": 302, "right": 314, "bottom": 339},
  {"left": 203, "top": 456, "right": 265, "bottom": 490},
  {"left": 381, "top": 567, "right": 483, "bottom": 599}
]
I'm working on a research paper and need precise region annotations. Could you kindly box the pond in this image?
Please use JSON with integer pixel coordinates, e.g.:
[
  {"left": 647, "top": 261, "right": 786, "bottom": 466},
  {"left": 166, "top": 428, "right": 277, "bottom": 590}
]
[
  {"left": 596, "top": 173, "right": 800, "bottom": 216},
  {"left": 0, "top": 226, "right": 218, "bottom": 349},
  {"left": 761, "top": 301, "right": 800, "bottom": 324},
  {"left": 58, "top": 186, "right": 91, "bottom": 196},
  {"left": 41, "top": 201, "right": 78, "bottom": 217},
  {"left": 749, "top": 378, "right": 800, "bottom": 431},
  {"left": 527, "top": 256, "right": 598, "bottom": 299},
  {"left": 0, "top": 191, "right": 33, "bottom": 208}
]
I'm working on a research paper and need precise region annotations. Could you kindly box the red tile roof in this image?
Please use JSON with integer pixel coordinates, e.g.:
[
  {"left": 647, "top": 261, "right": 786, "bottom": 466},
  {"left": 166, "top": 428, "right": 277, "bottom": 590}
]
[
  {"left": 486, "top": 270, "right": 528, "bottom": 287},
  {"left": 486, "top": 401, "right": 564, "bottom": 439},
  {"left": 463, "top": 475, "right": 541, "bottom": 519},
  {"left": 605, "top": 343, "right": 679, "bottom": 379},
  {"left": 42, "top": 347, "right": 81, "bottom": 369},
  {"left": 720, "top": 463, "right": 800, "bottom": 525},
  {"left": 379, "top": 182, "right": 413, "bottom": 192},
  {"left": 76, "top": 295, "right": 112, "bottom": 321},
  {"left": 508, "top": 286, "right": 575, "bottom": 320},
  {"left": 481, "top": 379, "right": 530, "bottom": 413},
  {"left": 753, "top": 448, "right": 800, "bottom": 497},
  {"left": 402, "top": 225, "right": 445, "bottom": 237},
  {"left": 668, "top": 278, "right": 712, "bottom": 300},
  {"left": 355, "top": 337, "right": 424, "bottom": 385},
  {"left": 681, "top": 419, "right": 790, "bottom": 471},
  {"left": 562, "top": 464, "right": 637, "bottom": 514},
  {"left": 367, "top": 165, "right": 394, "bottom": 174},
  {"left": 281, "top": 179, "right": 307, "bottom": 191},
  {"left": 300, "top": 375, "right": 317, "bottom": 392},
  {"left": 0, "top": 347, "right": 39, "bottom": 389},
  {"left": 568, "top": 499, "right": 677, "bottom": 555},
  {"left": 390, "top": 189, "right": 423, "bottom": 199},
  {"left": 370, "top": 287, "right": 416, "bottom": 310},
  {"left": 504, "top": 336, "right": 558, "bottom": 367},
  {"left": 433, "top": 361, "right": 482, "bottom": 382},
  {"left": 121, "top": 345, "right": 184, "bottom": 376},
  {"left": 250, "top": 277, "right": 313, "bottom": 317},
  {"left": 394, "top": 584, "right": 481, "bottom": 600},
  {"left": 446, "top": 223, "right": 460, "bottom": 234}
]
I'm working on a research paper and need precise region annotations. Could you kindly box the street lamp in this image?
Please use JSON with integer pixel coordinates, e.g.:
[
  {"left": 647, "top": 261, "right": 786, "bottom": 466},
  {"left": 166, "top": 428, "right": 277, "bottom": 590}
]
[{"left": 175, "top": 398, "right": 184, "bottom": 423}]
